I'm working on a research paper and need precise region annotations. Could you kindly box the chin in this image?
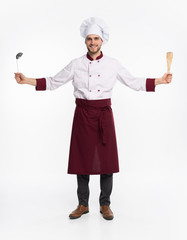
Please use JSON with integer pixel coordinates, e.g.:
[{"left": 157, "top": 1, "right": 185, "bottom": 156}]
[
  {"left": 89, "top": 49, "right": 100, "bottom": 54},
  {"left": 89, "top": 51, "right": 97, "bottom": 54}
]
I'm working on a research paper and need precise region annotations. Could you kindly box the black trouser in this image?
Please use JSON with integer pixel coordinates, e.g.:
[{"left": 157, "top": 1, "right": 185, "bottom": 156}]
[{"left": 77, "top": 174, "right": 113, "bottom": 207}]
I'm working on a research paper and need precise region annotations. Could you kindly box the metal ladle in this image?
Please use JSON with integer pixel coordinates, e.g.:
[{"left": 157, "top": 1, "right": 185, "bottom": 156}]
[{"left": 16, "top": 52, "right": 23, "bottom": 72}]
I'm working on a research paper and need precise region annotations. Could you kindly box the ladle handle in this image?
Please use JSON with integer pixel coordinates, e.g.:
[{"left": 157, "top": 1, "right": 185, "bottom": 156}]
[{"left": 16, "top": 59, "right": 19, "bottom": 72}]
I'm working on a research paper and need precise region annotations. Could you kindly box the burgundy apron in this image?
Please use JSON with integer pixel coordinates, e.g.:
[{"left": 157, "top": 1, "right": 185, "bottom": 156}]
[{"left": 67, "top": 98, "right": 119, "bottom": 175}]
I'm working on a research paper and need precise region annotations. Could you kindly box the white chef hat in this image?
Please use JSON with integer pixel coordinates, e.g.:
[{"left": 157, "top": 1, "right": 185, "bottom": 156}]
[{"left": 80, "top": 17, "right": 109, "bottom": 44}]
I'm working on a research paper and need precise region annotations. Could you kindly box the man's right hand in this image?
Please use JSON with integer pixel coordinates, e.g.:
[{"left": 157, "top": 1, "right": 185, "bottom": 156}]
[
  {"left": 14, "top": 73, "right": 37, "bottom": 86},
  {"left": 14, "top": 73, "right": 27, "bottom": 84}
]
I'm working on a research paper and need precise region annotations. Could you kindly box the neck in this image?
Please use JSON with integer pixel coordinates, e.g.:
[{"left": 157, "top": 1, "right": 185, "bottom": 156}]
[{"left": 88, "top": 50, "right": 101, "bottom": 60}]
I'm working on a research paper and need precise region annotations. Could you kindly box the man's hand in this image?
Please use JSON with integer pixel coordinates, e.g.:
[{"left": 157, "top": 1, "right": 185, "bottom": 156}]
[
  {"left": 14, "top": 72, "right": 28, "bottom": 84},
  {"left": 14, "top": 73, "right": 37, "bottom": 86},
  {"left": 155, "top": 73, "right": 173, "bottom": 85}
]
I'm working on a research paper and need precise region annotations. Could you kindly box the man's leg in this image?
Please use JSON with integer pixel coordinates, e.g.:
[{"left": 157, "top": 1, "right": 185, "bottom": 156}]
[
  {"left": 69, "top": 174, "right": 90, "bottom": 219},
  {"left": 99, "top": 174, "right": 113, "bottom": 206},
  {"left": 99, "top": 174, "right": 114, "bottom": 220},
  {"left": 77, "top": 174, "right": 90, "bottom": 207}
]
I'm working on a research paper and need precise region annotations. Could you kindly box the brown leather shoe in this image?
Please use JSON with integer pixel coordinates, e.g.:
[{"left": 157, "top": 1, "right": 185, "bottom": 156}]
[
  {"left": 100, "top": 205, "right": 114, "bottom": 220},
  {"left": 69, "top": 205, "right": 89, "bottom": 219}
]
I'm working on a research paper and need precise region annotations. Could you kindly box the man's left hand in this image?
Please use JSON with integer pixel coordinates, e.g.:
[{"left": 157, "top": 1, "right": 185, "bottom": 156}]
[{"left": 155, "top": 73, "right": 173, "bottom": 85}]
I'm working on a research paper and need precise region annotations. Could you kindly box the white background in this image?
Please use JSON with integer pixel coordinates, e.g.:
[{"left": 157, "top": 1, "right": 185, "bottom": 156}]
[{"left": 0, "top": 0, "right": 187, "bottom": 239}]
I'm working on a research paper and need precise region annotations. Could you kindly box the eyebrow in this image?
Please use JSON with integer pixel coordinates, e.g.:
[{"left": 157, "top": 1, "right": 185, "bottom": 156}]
[{"left": 87, "top": 37, "right": 100, "bottom": 40}]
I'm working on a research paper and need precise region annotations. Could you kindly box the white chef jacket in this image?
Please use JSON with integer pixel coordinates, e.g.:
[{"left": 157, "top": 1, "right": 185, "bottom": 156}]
[{"left": 36, "top": 52, "right": 155, "bottom": 99}]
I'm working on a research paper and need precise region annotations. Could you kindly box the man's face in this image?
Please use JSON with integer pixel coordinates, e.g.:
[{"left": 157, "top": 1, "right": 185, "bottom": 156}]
[{"left": 85, "top": 34, "right": 103, "bottom": 54}]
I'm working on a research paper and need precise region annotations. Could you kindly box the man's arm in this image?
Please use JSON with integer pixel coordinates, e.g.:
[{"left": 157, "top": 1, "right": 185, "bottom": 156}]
[
  {"left": 145, "top": 73, "right": 173, "bottom": 92},
  {"left": 14, "top": 73, "right": 36, "bottom": 86},
  {"left": 14, "top": 59, "right": 75, "bottom": 91},
  {"left": 14, "top": 73, "right": 47, "bottom": 91},
  {"left": 115, "top": 59, "right": 173, "bottom": 91},
  {"left": 155, "top": 73, "right": 173, "bottom": 85}
]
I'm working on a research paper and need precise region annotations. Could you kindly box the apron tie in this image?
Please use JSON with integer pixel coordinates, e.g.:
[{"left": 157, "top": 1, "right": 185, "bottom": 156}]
[{"left": 98, "top": 106, "right": 112, "bottom": 145}]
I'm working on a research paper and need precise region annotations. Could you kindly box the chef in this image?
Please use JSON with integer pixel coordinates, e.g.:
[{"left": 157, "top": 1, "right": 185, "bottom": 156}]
[{"left": 14, "top": 17, "right": 172, "bottom": 221}]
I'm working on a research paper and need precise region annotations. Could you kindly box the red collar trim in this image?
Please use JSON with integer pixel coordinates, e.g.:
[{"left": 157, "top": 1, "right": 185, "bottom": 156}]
[{"left": 86, "top": 51, "right": 103, "bottom": 61}]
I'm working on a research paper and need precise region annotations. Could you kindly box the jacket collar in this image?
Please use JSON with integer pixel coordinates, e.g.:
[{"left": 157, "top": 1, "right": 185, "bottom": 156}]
[{"left": 86, "top": 51, "right": 103, "bottom": 61}]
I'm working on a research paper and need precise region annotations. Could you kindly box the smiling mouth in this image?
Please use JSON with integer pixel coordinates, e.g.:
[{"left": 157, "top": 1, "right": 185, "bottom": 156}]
[{"left": 88, "top": 45, "right": 99, "bottom": 52}]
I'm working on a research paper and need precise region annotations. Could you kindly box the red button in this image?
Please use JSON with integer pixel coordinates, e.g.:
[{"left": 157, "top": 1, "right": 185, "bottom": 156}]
[
  {"left": 89, "top": 62, "right": 92, "bottom": 64},
  {"left": 97, "top": 61, "right": 100, "bottom": 62},
  {"left": 98, "top": 89, "right": 100, "bottom": 92},
  {"left": 89, "top": 75, "right": 91, "bottom": 77}
]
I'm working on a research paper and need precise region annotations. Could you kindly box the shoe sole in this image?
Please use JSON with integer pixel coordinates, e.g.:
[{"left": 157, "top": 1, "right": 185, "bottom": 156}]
[
  {"left": 100, "top": 211, "right": 114, "bottom": 220},
  {"left": 69, "top": 210, "right": 89, "bottom": 219}
]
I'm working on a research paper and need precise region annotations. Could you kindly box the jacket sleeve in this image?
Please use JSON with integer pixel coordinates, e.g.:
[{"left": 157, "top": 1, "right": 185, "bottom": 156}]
[
  {"left": 116, "top": 60, "right": 155, "bottom": 92},
  {"left": 36, "top": 60, "right": 74, "bottom": 91}
]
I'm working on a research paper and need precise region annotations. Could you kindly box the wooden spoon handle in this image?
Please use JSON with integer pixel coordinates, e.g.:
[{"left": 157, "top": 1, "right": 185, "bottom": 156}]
[{"left": 166, "top": 52, "right": 173, "bottom": 73}]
